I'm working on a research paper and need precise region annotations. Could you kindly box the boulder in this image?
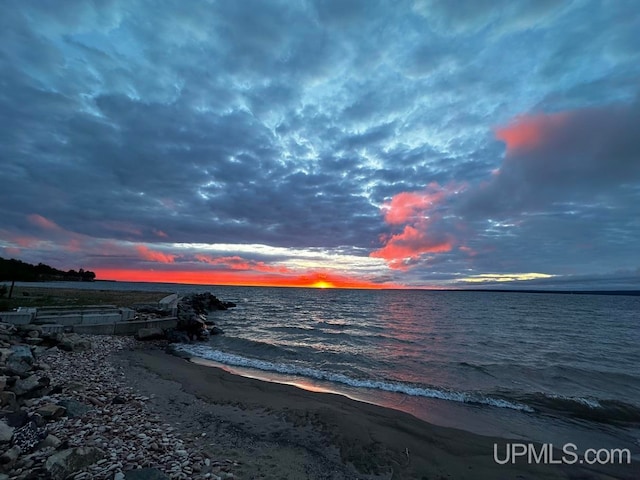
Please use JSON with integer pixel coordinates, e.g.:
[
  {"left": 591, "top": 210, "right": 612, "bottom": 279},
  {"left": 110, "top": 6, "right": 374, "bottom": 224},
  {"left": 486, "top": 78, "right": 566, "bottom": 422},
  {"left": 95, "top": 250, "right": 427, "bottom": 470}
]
[
  {"left": 37, "top": 403, "right": 66, "bottom": 420},
  {"left": 18, "top": 325, "right": 42, "bottom": 337},
  {"left": 58, "top": 334, "right": 91, "bottom": 352},
  {"left": 0, "top": 391, "right": 17, "bottom": 409},
  {"left": 38, "top": 433, "right": 62, "bottom": 449},
  {"left": 166, "top": 329, "right": 191, "bottom": 344},
  {"left": 0, "top": 420, "right": 14, "bottom": 443},
  {"left": 0, "top": 445, "right": 21, "bottom": 468},
  {"left": 4, "top": 345, "right": 34, "bottom": 376},
  {"left": 58, "top": 398, "right": 91, "bottom": 418},
  {"left": 12, "top": 374, "right": 49, "bottom": 397},
  {"left": 135, "top": 327, "right": 165, "bottom": 341},
  {"left": 210, "top": 326, "right": 225, "bottom": 335},
  {"left": 45, "top": 447, "right": 105, "bottom": 480}
]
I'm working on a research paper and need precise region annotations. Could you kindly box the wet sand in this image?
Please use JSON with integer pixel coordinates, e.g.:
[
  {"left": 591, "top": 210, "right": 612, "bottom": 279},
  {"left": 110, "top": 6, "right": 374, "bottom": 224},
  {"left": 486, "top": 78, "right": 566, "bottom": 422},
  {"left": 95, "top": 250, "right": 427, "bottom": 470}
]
[{"left": 116, "top": 347, "right": 638, "bottom": 479}]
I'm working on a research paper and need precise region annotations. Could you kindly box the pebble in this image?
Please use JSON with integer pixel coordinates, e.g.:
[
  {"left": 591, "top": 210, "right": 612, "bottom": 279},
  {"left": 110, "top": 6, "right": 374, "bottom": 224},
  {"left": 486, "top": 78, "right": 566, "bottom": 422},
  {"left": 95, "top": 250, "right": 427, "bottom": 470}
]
[{"left": 1, "top": 335, "right": 239, "bottom": 480}]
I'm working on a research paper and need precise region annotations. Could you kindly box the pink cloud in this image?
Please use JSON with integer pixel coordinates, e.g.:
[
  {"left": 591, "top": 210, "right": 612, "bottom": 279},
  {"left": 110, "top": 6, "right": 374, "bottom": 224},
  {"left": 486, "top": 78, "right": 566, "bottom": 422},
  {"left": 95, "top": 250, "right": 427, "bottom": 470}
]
[
  {"left": 371, "top": 225, "right": 453, "bottom": 270},
  {"left": 494, "top": 112, "right": 569, "bottom": 155},
  {"left": 372, "top": 183, "right": 461, "bottom": 269},
  {"left": 27, "top": 214, "right": 60, "bottom": 231},
  {"left": 194, "top": 254, "right": 295, "bottom": 274},
  {"left": 136, "top": 245, "right": 176, "bottom": 263},
  {"left": 381, "top": 182, "right": 449, "bottom": 225}
]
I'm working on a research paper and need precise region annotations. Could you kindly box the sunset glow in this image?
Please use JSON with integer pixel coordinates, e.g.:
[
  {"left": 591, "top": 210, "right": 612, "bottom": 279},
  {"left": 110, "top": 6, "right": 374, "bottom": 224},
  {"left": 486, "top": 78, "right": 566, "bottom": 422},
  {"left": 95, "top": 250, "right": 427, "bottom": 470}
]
[{"left": 1, "top": 1, "right": 638, "bottom": 291}]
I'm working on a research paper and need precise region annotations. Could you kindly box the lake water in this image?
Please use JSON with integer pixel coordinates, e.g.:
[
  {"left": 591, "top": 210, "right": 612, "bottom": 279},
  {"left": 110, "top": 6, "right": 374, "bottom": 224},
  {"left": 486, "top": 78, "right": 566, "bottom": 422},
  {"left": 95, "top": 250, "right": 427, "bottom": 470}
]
[{"left": 12, "top": 281, "right": 640, "bottom": 455}]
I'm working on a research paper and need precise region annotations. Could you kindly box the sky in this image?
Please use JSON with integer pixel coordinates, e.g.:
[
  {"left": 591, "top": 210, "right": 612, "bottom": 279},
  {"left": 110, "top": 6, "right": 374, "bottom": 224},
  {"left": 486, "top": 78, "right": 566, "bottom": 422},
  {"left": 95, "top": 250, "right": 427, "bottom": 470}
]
[{"left": 1, "top": 0, "right": 639, "bottom": 290}]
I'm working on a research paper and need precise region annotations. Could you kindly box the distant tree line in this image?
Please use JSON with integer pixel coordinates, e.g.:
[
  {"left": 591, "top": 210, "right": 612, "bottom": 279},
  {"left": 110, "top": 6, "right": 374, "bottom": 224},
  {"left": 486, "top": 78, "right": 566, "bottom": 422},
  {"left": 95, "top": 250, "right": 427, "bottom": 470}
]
[{"left": 0, "top": 257, "right": 96, "bottom": 282}]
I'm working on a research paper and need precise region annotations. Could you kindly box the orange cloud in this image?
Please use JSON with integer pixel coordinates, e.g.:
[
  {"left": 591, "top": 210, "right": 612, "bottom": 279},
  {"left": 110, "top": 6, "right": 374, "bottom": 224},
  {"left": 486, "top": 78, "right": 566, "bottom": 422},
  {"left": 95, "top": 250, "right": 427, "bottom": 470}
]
[
  {"left": 495, "top": 111, "right": 569, "bottom": 155},
  {"left": 381, "top": 182, "right": 448, "bottom": 224},
  {"left": 27, "top": 214, "right": 60, "bottom": 230},
  {"left": 136, "top": 245, "right": 176, "bottom": 263},
  {"left": 371, "top": 225, "right": 453, "bottom": 269}
]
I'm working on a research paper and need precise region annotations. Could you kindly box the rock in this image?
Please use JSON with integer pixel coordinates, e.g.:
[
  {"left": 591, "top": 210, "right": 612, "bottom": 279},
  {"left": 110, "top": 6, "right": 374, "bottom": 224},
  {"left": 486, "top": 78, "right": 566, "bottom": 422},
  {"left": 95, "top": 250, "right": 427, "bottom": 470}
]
[
  {"left": 114, "top": 473, "right": 125, "bottom": 480},
  {"left": 0, "top": 391, "right": 17, "bottom": 408},
  {"left": 0, "top": 375, "right": 6, "bottom": 391},
  {"left": 0, "top": 420, "right": 14, "bottom": 443},
  {"left": 210, "top": 326, "right": 225, "bottom": 335},
  {"left": 111, "top": 395, "right": 126, "bottom": 405},
  {"left": 123, "top": 467, "right": 170, "bottom": 480},
  {"left": 0, "top": 445, "right": 21, "bottom": 467},
  {"left": 58, "top": 333, "right": 92, "bottom": 352},
  {"left": 135, "top": 327, "right": 165, "bottom": 341},
  {"left": 166, "top": 329, "right": 191, "bottom": 344},
  {"left": 12, "top": 374, "right": 50, "bottom": 397},
  {"left": 37, "top": 403, "right": 67, "bottom": 420},
  {"left": 0, "top": 348, "right": 12, "bottom": 364},
  {"left": 38, "top": 434, "right": 62, "bottom": 449},
  {"left": 4, "top": 345, "right": 34, "bottom": 376},
  {"left": 45, "top": 447, "right": 105, "bottom": 480},
  {"left": 3, "top": 409, "right": 27, "bottom": 427},
  {"left": 58, "top": 398, "right": 91, "bottom": 418}
]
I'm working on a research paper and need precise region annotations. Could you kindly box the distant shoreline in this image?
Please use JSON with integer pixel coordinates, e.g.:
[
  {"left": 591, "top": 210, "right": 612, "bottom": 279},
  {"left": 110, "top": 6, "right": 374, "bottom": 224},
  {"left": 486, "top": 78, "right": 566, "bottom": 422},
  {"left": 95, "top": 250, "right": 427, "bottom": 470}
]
[{"left": 5, "top": 280, "right": 639, "bottom": 296}]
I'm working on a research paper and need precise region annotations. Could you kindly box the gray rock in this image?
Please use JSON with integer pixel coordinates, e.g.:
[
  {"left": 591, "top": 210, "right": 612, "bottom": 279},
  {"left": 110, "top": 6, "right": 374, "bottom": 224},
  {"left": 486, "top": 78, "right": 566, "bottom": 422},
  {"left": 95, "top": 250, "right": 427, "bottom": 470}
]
[
  {"left": 210, "top": 326, "right": 225, "bottom": 335},
  {"left": 37, "top": 403, "right": 66, "bottom": 420},
  {"left": 12, "top": 374, "right": 49, "bottom": 397},
  {"left": 136, "top": 327, "right": 165, "bottom": 341},
  {"left": 38, "top": 433, "right": 62, "bottom": 449},
  {"left": 58, "top": 333, "right": 92, "bottom": 352},
  {"left": 58, "top": 398, "right": 91, "bottom": 418},
  {"left": 45, "top": 447, "right": 105, "bottom": 480},
  {"left": 11, "top": 374, "right": 39, "bottom": 396},
  {"left": 4, "top": 345, "right": 34, "bottom": 376},
  {"left": 0, "top": 445, "right": 21, "bottom": 468},
  {"left": 0, "top": 391, "right": 17, "bottom": 408},
  {"left": 0, "top": 420, "right": 13, "bottom": 443},
  {"left": 123, "top": 468, "right": 170, "bottom": 480}
]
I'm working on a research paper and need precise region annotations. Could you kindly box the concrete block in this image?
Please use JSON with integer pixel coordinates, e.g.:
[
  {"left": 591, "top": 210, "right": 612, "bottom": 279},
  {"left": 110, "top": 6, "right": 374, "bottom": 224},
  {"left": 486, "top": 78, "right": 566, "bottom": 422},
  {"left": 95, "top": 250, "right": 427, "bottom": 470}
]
[
  {"left": 0, "top": 312, "right": 34, "bottom": 325},
  {"left": 81, "top": 313, "right": 120, "bottom": 325}
]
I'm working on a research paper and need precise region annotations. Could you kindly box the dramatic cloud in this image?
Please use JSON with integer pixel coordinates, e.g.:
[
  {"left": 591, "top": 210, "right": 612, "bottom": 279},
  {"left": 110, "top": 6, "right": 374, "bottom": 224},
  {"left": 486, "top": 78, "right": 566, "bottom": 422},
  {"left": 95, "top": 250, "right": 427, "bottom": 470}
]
[{"left": 0, "top": 0, "right": 639, "bottom": 288}]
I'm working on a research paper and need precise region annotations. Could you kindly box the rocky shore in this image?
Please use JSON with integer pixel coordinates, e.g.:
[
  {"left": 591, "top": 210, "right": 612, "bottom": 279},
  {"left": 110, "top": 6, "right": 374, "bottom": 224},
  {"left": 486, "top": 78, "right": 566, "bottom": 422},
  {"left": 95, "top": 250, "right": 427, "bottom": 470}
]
[{"left": 0, "top": 323, "right": 239, "bottom": 480}]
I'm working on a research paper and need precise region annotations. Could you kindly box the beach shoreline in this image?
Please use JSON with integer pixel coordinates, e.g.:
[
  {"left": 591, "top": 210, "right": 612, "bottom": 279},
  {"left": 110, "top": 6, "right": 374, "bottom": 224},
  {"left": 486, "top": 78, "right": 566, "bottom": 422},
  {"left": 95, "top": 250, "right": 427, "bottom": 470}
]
[{"left": 116, "top": 346, "right": 639, "bottom": 480}]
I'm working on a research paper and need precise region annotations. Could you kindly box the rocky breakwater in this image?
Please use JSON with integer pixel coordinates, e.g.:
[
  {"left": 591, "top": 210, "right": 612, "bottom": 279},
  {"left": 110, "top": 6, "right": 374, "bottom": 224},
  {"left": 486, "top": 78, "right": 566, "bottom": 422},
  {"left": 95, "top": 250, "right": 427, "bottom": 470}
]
[
  {"left": 0, "top": 323, "right": 239, "bottom": 480},
  {"left": 140, "top": 293, "right": 236, "bottom": 344}
]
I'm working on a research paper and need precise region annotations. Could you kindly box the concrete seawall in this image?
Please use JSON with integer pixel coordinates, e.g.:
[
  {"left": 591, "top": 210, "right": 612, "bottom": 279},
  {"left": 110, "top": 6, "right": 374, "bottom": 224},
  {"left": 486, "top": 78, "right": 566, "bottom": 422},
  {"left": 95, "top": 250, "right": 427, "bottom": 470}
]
[
  {"left": 73, "top": 317, "right": 178, "bottom": 335},
  {"left": 1, "top": 304, "right": 178, "bottom": 336}
]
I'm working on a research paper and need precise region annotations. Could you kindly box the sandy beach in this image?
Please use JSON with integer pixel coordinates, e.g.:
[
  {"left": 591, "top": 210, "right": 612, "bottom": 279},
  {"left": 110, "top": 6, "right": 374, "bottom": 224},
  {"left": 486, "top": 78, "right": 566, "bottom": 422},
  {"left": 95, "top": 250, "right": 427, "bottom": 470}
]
[{"left": 116, "top": 346, "right": 639, "bottom": 480}]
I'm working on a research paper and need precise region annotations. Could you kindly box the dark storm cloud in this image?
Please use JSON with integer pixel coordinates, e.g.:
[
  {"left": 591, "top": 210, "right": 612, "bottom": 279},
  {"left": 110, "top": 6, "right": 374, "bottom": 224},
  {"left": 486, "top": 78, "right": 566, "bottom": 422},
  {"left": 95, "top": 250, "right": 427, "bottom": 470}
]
[{"left": 1, "top": 0, "right": 639, "bottom": 286}]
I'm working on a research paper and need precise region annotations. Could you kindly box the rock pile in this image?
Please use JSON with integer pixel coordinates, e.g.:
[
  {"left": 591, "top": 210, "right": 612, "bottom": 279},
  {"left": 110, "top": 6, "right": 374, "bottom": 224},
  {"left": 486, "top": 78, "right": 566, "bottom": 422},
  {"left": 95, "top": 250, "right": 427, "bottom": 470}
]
[
  {"left": 0, "top": 323, "right": 239, "bottom": 479},
  {"left": 142, "top": 293, "right": 235, "bottom": 344}
]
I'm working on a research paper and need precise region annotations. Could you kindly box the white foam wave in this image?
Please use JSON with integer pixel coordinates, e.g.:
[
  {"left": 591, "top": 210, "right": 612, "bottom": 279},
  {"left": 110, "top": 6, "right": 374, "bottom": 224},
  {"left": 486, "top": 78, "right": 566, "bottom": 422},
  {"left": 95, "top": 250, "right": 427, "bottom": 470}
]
[{"left": 175, "top": 344, "right": 534, "bottom": 412}]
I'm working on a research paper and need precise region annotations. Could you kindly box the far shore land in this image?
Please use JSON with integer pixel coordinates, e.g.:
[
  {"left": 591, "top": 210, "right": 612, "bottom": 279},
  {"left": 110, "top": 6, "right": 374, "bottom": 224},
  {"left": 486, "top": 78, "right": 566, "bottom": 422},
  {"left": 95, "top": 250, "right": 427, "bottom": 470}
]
[
  {"left": 120, "top": 349, "right": 638, "bottom": 480},
  {"left": 4, "top": 284, "right": 638, "bottom": 479}
]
